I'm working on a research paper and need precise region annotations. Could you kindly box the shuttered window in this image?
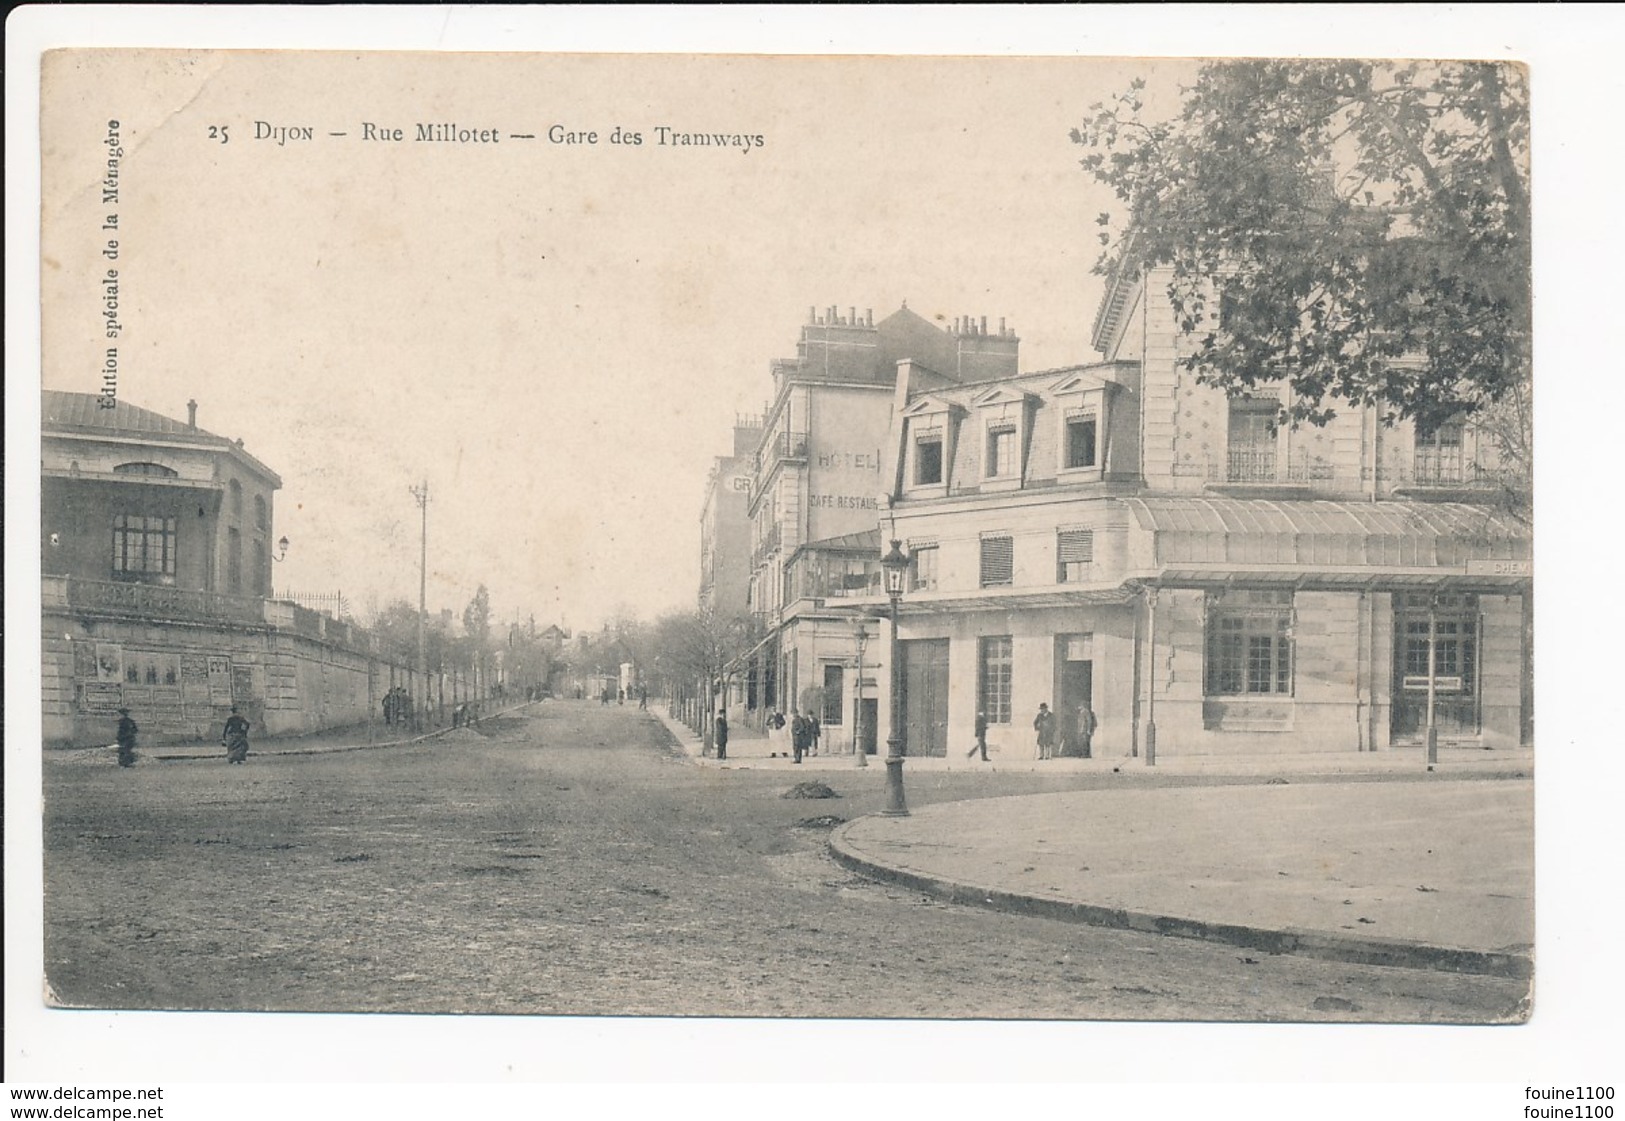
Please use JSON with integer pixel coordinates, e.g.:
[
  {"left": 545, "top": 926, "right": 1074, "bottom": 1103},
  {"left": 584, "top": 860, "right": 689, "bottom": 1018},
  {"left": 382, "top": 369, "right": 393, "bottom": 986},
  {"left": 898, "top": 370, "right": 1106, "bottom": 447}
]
[
  {"left": 980, "top": 536, "right": 1013, "bottom": 587},
  {"left": 1056, "top": 529, "right": 1094, "bottom": 583}
]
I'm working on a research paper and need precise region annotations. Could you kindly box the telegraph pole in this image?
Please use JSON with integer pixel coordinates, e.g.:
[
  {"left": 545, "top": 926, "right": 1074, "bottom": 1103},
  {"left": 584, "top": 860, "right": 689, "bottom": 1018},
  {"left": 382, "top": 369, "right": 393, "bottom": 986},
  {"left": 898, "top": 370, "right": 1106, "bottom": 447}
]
[{"left": 410, "top": 481, "right": 429, "bottom": 730}]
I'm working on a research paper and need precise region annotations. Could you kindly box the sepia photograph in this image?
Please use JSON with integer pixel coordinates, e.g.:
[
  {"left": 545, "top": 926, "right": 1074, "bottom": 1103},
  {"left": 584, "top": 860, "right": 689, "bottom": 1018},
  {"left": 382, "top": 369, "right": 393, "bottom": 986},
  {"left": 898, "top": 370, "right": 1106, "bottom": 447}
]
[{"left": 6, "top": 4, "right": 1618, "bottom": 1106}]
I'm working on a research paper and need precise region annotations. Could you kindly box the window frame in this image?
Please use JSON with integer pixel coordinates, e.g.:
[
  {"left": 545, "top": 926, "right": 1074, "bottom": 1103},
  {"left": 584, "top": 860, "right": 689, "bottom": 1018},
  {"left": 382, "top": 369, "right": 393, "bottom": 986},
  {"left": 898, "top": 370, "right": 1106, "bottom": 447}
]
[
  {"left": 1204, "top": 589, "right": 1294, "bottom": 697},
  {"left": 111, "top": 513, "right": 178, "bottom": 581},
  {"left": 914, "top": 436, "right": 944, "bottom": 486},
  {"left": 1056, "top": 528, "right": 1095, "bottom": 584},
  {"left": 978, "top": 635, "right": 1014, "bottom": 724},
  {"left": 986, "top": 424, "right": 1017, "bottom": 479},
  {"left": 1065, "top": 414, "right": 1099, "bottom": 470},
  {"left": 909, "top": 543, "right": 939, "bottom": 592}
]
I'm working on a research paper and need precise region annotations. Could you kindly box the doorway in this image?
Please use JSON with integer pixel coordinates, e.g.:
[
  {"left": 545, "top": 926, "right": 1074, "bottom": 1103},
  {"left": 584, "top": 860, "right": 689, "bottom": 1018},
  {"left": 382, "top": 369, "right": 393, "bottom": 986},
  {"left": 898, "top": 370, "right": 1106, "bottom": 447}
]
[
  {"left": 901, "top": 638, "right": 950, "bottom": 757},
  {"left": 1055, "top": 634, "right": 1095, "bottom": 757}
]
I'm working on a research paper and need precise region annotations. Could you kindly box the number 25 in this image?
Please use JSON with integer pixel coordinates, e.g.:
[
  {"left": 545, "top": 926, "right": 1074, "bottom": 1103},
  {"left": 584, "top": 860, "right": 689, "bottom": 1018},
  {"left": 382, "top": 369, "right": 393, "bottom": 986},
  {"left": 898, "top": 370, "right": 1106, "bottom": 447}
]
[{"left": 208, "top": 125, "right": 229, "bottom": 144}]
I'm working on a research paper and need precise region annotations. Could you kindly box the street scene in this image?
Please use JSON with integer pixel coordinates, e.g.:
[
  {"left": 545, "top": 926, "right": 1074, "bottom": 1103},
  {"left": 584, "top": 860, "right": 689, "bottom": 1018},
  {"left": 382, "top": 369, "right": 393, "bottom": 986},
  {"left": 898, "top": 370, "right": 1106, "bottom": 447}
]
[
  {"left": 30, "top": 46, "right": 1537, "bottom": 1040},
  {"left": 43, "top": 700, "right": 1528, "bottom": 1022}
]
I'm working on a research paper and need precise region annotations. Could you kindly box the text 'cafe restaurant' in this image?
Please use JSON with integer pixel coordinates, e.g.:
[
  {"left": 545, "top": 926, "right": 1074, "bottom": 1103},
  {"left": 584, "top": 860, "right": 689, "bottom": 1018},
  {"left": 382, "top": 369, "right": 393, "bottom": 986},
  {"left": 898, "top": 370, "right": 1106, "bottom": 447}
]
[{"left": 884, "top": 496, "right": 1532, "bottom": 760}]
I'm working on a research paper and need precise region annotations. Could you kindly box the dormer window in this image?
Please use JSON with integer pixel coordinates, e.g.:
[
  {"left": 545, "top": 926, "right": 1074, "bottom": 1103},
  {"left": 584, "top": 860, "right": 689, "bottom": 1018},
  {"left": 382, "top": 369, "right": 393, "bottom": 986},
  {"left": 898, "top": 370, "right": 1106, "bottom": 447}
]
[
  {"left": 915, "top": 437, "right": 944, "bottom": 486},
  {"left": 1065, "top": 413, "right": 1098, "bottom": 469},
  {"left": 987, "top": 425, "right": 1017, "bottom": 478}
]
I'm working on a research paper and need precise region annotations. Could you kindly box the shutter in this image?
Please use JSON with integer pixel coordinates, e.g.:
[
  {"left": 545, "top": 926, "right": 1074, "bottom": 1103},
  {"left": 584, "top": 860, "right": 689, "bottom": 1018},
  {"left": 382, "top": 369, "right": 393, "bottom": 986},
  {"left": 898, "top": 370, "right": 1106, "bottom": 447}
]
[
  {"left": 980, "top": 536, "right": 1013, "bottom": 586},
  {"left": 1057, "top": 530, "right": 1094, "bottom": 564}
]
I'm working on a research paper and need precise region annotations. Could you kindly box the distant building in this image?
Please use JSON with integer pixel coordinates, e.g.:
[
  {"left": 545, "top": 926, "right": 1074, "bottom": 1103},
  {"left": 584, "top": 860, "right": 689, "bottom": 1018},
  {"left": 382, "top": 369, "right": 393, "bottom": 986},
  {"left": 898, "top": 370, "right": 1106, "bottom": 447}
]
[
  {"left": 736, "top": 304, "right": 1019, "bottom": 746},
  {"left": 867, "top": 267, "right": 1532, "bottom": 760},
  {"left": 698, "top": 414, "right": 763, "bottom": 618}
]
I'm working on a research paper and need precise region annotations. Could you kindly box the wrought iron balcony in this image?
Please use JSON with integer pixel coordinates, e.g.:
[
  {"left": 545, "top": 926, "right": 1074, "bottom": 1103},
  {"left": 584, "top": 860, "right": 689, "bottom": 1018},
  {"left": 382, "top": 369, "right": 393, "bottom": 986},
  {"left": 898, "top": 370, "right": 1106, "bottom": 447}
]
[
  {"left": 64, "top": 576, "right": 266, "bottom": 626},
  {"left": 1225, "top": 449, "right": 1278, "bottom": 483}
]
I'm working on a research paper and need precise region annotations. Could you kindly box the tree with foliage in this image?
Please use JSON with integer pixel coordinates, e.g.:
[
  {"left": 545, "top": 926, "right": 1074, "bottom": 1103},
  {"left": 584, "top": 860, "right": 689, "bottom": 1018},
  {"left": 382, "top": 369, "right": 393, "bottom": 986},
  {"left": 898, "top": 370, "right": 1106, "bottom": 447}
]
[{"left": 1073, "top": 60, "right": 1530, "bottom": 515}]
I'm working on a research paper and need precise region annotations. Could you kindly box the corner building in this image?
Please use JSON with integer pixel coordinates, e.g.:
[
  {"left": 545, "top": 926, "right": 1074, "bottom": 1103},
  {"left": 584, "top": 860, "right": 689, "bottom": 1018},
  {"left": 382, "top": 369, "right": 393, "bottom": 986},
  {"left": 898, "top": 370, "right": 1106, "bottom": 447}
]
[
  {"left": 876, "top": 270, "right": 1532, "bottom": 760},
  {"left": 740, "top": 304, "right": 1019, "bottom": 747}
]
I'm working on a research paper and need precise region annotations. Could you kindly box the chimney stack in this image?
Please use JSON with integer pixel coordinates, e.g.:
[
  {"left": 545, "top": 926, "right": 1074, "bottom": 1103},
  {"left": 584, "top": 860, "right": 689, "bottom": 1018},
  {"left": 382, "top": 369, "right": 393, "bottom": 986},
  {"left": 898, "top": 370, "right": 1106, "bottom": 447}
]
[
  {"left": 981, "top": 316, "right": 988, "bottom": 335},
  {"left": 187, "top": 399, "right": 198, "bottom": 428}
]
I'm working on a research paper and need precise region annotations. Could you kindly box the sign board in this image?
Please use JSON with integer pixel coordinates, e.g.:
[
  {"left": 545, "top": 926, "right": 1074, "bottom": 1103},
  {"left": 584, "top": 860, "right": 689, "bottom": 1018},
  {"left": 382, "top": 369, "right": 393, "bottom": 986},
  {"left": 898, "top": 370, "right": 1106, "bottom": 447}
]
[
  {"left": 1402, "top": 675, "right": 1464, "bottom": 692},
  {"left": 1466, "top": 559, "right": 1531, "bottom": 578},
  {"left": 207, "top": 657, "right": 234, "bottom": 705}
]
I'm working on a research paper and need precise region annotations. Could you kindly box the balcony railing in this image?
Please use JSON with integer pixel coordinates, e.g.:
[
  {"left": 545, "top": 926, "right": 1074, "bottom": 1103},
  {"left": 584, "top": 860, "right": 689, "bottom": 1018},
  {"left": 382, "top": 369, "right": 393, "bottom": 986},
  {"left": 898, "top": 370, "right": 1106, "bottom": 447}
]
[
  {"left": 1225, "top": 449, "right": 1277, "bottom": 483},
  {"left": 752, "top": 523, "right": 782, "bottom": 563},
  {"left": 1409, "top": 458, "right": 1495, "bottom": 487},
  {"left": 752, "top": 431, "right": 810, "bottom": 476},
  {"left": 64, "top": 577, "right": 266, "bottom": 626}
]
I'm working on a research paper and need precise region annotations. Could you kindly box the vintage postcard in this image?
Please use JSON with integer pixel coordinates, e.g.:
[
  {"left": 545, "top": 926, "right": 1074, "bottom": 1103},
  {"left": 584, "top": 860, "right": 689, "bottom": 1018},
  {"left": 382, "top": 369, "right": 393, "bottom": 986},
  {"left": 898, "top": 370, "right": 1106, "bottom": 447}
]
[{"left": 9, "top": 9, "right": 1608, "bottom": 1101}]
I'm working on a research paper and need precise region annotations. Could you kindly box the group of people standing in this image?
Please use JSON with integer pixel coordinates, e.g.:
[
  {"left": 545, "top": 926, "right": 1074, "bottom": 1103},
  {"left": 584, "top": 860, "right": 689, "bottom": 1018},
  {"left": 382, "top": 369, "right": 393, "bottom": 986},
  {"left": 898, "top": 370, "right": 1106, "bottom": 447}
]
[
  {"left": 764, "top": 709, "right": 821, "bottom": 763},
  {"left": 381, "top": 686, "right": 414, "bottom": 727},
  {"left": 968, "top": 702, "right": 1097, "bottom": 761}
]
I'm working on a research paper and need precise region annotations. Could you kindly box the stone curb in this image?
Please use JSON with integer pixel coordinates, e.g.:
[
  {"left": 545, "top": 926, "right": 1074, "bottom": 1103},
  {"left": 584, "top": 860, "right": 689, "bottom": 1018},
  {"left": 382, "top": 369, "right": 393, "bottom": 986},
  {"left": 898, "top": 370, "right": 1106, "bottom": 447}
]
[{"left": 826, "top": 819, "right": 1532, "bottom": 981}]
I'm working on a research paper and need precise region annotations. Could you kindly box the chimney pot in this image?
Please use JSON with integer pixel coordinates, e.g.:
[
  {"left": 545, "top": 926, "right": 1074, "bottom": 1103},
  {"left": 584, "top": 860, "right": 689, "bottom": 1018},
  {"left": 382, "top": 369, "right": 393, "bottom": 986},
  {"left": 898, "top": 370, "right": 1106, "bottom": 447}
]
[
  {"left": 999, "top": 317, "right": 1006, "bottom": 336},
  {"left": 187, "top": 399, "right": 198, "bottom": 428},
  {"left": 981, "top": 316, "right": 988, "bottom": 335}
]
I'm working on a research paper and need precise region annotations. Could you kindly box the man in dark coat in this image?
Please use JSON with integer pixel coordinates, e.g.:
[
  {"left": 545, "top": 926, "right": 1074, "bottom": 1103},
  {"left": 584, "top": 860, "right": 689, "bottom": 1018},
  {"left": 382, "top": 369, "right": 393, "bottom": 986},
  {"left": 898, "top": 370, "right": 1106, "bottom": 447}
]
[
  {"left": 222, "top": 706, "right": 252, "bottom": 764},
  {"left": 790, "top": 711, "right": 809, "bottom": 764},
  {"left": 116, "top": 708, "right": 138, "bottom": 767},
  {"left": 968, "top": 709, "right": 989, "bottom": 761},
  {"left": 1033, "top": 703, "right": 1056, "bottom": 760},
  {"left": 714, "top": 711, "right": 729, "bottom": 761}
]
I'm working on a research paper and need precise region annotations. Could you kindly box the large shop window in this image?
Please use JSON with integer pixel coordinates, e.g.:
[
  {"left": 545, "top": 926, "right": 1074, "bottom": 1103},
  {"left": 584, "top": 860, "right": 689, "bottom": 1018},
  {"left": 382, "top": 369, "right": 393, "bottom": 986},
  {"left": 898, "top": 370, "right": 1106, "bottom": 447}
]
[
  {"left": 111, "top": 514, "right": 177, "bottom": 580},
  {"left": 978, "top": 636, "right": 1013, "bottom": 723},
  {"left": 1056, "top": 529, "right": 1094, "bottom": 583},
  {"left": 979, "top": 535, "right": 1014, "bottom": 587},
  {"left": 1205, "top": 589, "right": 1294, "bottom": 696}
]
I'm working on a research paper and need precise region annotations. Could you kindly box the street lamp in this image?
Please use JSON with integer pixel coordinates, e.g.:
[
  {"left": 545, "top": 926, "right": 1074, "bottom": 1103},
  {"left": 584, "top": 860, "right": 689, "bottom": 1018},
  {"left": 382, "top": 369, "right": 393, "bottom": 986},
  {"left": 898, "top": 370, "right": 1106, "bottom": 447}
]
[{"left": 879, "top": 537, "right": 910, "bottom": 816}]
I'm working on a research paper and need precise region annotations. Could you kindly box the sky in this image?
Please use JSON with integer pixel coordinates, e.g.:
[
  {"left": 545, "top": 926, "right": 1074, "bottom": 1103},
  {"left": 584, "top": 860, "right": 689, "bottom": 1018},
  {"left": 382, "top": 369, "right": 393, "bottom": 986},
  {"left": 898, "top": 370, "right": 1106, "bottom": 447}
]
[{"left": 40, "top": 49, "right": 1193, "bottom": 633}]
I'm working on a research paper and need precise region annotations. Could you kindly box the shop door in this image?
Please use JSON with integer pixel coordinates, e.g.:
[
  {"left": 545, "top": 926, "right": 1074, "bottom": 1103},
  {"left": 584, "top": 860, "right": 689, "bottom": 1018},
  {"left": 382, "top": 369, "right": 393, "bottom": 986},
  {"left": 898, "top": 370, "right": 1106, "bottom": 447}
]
[
  {"left": 901, "top": 639, "right": 950, "bottom": 757},
  {"left": 1391, "top": 595, "right": 1481, "bottom": 741},
  {"left": 1056, "top": 658, "right": 1095, "bottom": 757}
]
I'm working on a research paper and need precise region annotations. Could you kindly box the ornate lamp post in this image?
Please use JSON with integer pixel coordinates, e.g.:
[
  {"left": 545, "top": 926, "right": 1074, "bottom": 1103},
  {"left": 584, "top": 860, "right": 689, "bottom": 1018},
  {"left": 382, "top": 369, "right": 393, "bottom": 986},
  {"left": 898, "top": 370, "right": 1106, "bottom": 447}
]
[{"left": 879, "top": 538, "right": 910, "bottom": 816}]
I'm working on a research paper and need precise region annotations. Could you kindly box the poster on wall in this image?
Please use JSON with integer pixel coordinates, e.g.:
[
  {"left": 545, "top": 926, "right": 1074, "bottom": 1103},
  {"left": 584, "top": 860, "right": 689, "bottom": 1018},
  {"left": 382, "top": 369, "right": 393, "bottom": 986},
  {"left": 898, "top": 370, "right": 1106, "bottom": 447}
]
[
  {"left": 94, "top": 643, "right": 123, "bottom": 683},
  {"left": 73, "top": 641, "right": 98, "bottom": 681},
  {"left": 231, "top": 664, "right": 258, "bottom": 703},
  {"left": 79, "top": 682, "right": 123, "bottom": 713},
  {"left": 206, "top": 657, "right": 234, "bottom": 706}
]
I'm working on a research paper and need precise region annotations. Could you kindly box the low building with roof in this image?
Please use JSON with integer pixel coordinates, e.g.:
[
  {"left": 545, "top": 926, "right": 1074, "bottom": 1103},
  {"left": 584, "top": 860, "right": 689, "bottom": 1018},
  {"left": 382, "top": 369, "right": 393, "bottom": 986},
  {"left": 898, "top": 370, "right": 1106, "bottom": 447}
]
[{"left": 40, "top": 391, "right": 419, "bottom": 747}]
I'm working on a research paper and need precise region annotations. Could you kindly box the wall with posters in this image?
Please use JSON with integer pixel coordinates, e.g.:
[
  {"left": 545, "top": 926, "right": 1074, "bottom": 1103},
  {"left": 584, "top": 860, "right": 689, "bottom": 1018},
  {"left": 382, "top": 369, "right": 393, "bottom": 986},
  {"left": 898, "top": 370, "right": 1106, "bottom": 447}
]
[{"left": 41, "top": 580, "right": 411, "bottom": 747}]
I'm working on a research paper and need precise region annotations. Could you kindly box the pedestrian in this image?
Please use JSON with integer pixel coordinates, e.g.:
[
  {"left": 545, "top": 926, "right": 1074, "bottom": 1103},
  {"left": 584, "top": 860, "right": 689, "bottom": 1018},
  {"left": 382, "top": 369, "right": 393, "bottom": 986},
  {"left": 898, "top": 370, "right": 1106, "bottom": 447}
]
[
  {"left": 790, "top": 710, "right": 808, "bottom": 764},
  {"left": 809, "top": 714, "right": 821, "bottom": 757},
  {"left": 1033, "top": 702, "right": 1056, "bottom": 760},
  {"left": 767, "top": 709, "right": 787, "bottom": 757},
  {"left": 1076, "top": 702, "right": 1097, "bottom": 759},
  {"left": 618, "top": 688, "right": 625, "bottom": 706},
  {"left": 967, "top": 709, "right": 989, "bottom": 761},
  {"left": 222, "top": 706, "right": 252, "bottom": 764},
  {"left": 638, "top": 685, "right": 648, "bottom": 710},
  {"left": 714, "top": 711, "right": 729, "bottom": 762},
  {"left": 115, "top": 708, "right": 139, "bottom": 767}
]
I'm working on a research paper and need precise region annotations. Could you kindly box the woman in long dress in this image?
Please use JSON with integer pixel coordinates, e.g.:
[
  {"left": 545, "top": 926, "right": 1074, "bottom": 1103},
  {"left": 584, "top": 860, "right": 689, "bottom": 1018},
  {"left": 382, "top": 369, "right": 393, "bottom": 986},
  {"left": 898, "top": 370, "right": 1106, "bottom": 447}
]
[{"left": 222, "top": 706, "right": 251, "bottom": 764}]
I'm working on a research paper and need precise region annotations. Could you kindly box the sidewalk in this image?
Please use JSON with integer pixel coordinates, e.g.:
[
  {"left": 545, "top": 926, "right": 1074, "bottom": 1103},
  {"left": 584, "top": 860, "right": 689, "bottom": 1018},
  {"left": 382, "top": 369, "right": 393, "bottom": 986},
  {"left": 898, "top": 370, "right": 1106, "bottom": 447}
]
[
  {"left": 655, "top": 705, "right": 1533, "bottom": 978},
  {"left": 652, "top": 704, "right": 1532, "bottom": 778},
  {"left": 829, "top": 780, "right": 1533, "bottom": 979},
  {"left": 48, "top": 700, "right": 544, "bottom": 764}
]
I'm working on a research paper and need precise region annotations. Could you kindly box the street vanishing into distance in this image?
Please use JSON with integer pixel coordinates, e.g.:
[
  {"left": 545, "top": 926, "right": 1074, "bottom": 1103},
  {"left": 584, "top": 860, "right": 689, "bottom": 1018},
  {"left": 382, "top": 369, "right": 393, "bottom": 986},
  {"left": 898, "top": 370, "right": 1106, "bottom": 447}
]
[{"left": 43, "top": 702, "right": 1527, "bottom": 1022}]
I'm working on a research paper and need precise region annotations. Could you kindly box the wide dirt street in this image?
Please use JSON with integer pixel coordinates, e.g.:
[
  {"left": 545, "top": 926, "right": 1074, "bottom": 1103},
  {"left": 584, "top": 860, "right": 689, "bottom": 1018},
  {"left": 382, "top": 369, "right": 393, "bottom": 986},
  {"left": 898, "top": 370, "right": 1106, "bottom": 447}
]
[{"left": 42, "top": 702, "right": 1527, "bottom": 1021}]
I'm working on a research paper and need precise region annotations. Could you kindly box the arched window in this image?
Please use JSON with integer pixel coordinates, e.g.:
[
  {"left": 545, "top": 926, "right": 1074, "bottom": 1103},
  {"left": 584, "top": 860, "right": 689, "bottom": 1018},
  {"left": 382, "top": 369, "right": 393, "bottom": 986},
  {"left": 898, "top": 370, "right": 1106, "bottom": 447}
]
[
  {"left": 253, "top": 494, "right": 268, "bottom": 531},
  {"left": 112, "top": 461, "right": 178, "bottom": 478},
  {"left": 229, "top": 478, "right": 243, "bottom": 517}
]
